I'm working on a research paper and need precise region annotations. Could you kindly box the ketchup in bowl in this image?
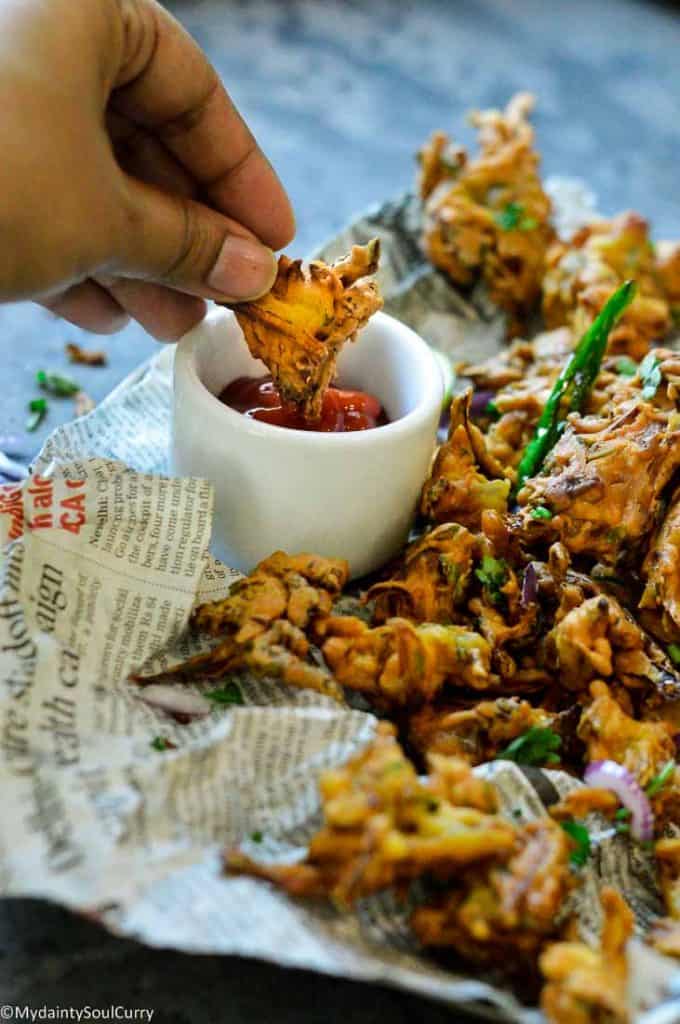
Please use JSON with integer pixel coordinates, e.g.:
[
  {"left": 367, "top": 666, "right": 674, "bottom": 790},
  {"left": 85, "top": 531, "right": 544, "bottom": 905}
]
[{"left": 219, "top": 375, "right": 388, "bottom": 432}]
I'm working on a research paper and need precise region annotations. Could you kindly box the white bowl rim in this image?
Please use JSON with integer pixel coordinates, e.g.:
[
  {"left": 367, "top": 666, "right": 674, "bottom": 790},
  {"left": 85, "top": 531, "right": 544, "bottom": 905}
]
[{"left": 176, "top": 308, "right": 444, "bottom": 449}]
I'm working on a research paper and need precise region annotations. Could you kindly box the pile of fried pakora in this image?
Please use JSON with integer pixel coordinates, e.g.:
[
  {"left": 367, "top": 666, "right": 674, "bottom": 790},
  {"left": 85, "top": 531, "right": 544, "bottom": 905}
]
[{"left": 135, "top": 95, "right": 680, "bottom": 1023}]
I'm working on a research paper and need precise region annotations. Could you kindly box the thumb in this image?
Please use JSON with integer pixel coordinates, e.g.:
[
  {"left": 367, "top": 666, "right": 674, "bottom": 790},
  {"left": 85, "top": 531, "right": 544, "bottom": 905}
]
[{"left": 111, "top": 174, "right": 278, "bottom": 301}]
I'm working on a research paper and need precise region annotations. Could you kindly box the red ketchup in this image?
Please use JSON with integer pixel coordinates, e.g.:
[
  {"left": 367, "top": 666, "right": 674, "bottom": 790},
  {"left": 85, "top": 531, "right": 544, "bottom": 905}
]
[{"left": 219, "top": 375, "right": 389, "bottom": 432}]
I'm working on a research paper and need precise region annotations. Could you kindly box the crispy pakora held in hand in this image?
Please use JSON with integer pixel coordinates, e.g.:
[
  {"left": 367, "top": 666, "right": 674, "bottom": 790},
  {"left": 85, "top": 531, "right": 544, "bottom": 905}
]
[
  {"left": 419, "top": 93, "right": 553, "bottom": 336},
  {"left": 226, "top": 723, "right": 515, "bottom": 908},
  {"left": 412, "top": 818, "right": 574, "bottom": 966},
  {"left": 320, "top": 615, "right": 495, "bottom": 708},
  {"left": 409, "top": 697, "right": 554, "bottom": 763},
  {"left": 539, "top": 887, "right": 633, "bottom": 1024},
  {"left": 543, "top": 212, "right": 671, "bottom": 361},
  {"left": 577, "top": 681, "right": 676, "bottom": 786},
  {"left": 518, "top": 393, "right": 680, "bottom": 564},
  {"left": 131, "top": 552, "right": 348, "bottom": 702},
  {"left": 228, "top": 241, "right": 382, "bottom": 419},
  {"left": 420, "top": 392, "right": 511, "bottom": 527}
]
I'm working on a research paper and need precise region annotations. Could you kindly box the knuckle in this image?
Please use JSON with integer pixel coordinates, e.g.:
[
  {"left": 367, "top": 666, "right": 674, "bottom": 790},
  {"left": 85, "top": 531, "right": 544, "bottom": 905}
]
[{"left": 161, "top": 197, "right": 220, "bottom": 285}]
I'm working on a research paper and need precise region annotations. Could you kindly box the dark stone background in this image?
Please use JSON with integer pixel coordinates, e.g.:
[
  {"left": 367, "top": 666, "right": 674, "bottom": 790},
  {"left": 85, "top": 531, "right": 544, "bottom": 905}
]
[{"left": 1, "top": 1, "right": 679, "bottom": 1019}]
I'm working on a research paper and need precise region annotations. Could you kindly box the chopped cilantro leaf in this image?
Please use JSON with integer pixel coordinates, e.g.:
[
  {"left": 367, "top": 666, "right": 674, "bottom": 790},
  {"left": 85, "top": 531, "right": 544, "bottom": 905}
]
[
  {"left": 495, "top": 726, "right": 561, "bottom": 766},
  {"left": 475, "top": 556, "right": 508, "bottom": 606},
  {"left": 250, "top": 830, "right": 263, "bottom": 843},
  {"left": 667, "top": 643, "right": 680, "bottom": 666},
  {"left": 560, "top": 821, "right": 591, "bottom": 867},
  {"left": 26, "top": 396, "right": 48, "bottom": 431},
  {"left": 616, "top": 356, "right": 638, "bottom": 377},
  {"left": 485, "top": 399, "right": 501, "bottom": 420},
  {"left": 639, "top": 352, "right": 662, "bottom": 400},
  {"left": 645, "top": 760, "right": 675, "bottom": 797},
  {"left": 614, "top": 807, "right": 631, "bottom": 821},
  {"left": 530, "top": 506, "right": 552, "bottom": 520},
  {"left": 205, "top": 681, "right": 244, "bottom": 705},
  {"left": 151, "top": 736, "right": 171, "bottom": 752},
  {"left": 518, "top": 215, "right": 538, "bottom": 230},
  {"left": 615, "top": 822, "right": 630, "bottom": 835},
  {"left": 495, "top": 202, "right": 523, "bottom": 230},
  {"left": 36, "top": 369, "right": 81, "bottom": 397}
]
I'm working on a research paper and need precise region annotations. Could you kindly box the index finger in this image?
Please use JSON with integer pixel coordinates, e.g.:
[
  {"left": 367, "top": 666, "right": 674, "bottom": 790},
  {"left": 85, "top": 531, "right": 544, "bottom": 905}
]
[{"left": 111, "top": 0, "right": 295, "bottom": 250}]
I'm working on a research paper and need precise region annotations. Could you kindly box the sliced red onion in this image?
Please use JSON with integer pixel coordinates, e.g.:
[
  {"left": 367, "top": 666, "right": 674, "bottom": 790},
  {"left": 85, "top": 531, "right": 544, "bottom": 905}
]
[
  {"left": 139, "top": 684, "right": 212, "bottom": 722},
  {"left": 584, "top": 759, "right": 653, "bottom": 841},
  {"left": 469, "top": 389, "right": 496, "bottom": 418},
  {"left": 520, "top": 562, "right": 538, "bottom": 608},
  {"left": 0, "top": 451, "right": 28, "bottom": 481}
]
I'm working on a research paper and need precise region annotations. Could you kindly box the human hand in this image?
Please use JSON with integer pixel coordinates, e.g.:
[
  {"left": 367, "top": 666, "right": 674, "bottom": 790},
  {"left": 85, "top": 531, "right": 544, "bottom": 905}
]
[{"left": 0, "top": 0, "right": 295, "bottom": 340}]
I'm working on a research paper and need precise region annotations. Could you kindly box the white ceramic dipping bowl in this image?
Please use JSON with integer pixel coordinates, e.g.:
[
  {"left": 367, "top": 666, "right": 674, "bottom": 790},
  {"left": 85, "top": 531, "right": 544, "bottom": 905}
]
[{"left": 172, "top": 306, "right": 443, "bottom": 578}]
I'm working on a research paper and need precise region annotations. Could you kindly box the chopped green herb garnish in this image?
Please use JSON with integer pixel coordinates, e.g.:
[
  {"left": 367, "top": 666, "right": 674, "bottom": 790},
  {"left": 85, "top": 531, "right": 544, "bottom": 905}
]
[
  {"left": 615, "top": 356, "right": 638, "bottom": 377},
  {"left": 639, "top": 352, "right": 662, "bottom": 400},
  {"left": 496, "top": 726, "right": 561, "bottom": 767},
  {"left": 36, "top": 369, "right": 81, "bottom": 397},
  {"left": 511, "top": 808, "right": 523, "bottom": 819},
  {"left": 530, "top": 506, "right": 552, "bottom": 520},
  {"left": 475, "top": 555, "right": 508, "bottom": 607},
  {"left": 205, "top": 681, "right": 244, "bottom": 705},
  {"left": 645, "top": 760, "right": 675, "bottom": 797},
  {"left": 615, "top": 822, "right": 630, "bottom": 835},
  {"left": 515, "top": 281, "right": 636, "bottom": 491},
  {"left": 26, "top": 396, "right": 48, "bottom": 431},
  {"left": 151, "top": 736, "right": 172, "bottom": 752},
  {"left": 494, "top": 202, "right": 537, "bottom": 232},
  {"left": 495, "top": 202, "right": 524, "bottom": 230},
  {"left": 484, "top": 399, "right": 501, "bottom": 420},
  {"left": 667, "top": 643, "right": 680, "bottom": 666},
  {"left": 560, "top": 821, "right": 591, "bottom": 867},
  {"left": 250, "top": 830, "right": 263, "bottom": 843},
  {"left": 614, "top": 807, "right": 631, "bottom": 821}
]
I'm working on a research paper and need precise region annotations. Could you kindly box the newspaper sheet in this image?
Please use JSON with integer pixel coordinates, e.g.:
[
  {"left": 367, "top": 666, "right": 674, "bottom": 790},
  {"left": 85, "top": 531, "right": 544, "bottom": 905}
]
[{"left": 1, "top": 181, "right": 679, "bottom": 1023}]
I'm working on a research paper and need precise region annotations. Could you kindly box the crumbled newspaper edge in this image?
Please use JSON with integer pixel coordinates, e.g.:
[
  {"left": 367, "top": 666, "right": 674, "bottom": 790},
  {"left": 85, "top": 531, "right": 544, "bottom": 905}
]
[{"left": 0, "top": 181, "right": 678, "bottom": 1024}]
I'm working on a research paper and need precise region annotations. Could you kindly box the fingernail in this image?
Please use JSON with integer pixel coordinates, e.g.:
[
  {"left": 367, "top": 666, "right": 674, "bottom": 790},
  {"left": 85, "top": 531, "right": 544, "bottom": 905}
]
[{"left": 207, "top": 236, "right": 277, "bottom": 300}]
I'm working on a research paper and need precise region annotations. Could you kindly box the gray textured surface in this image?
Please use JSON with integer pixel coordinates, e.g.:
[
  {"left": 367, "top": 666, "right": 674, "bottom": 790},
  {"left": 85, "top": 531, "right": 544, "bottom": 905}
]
[{"left": 2, "top": 0, "right": 680, "bottom": 1019}]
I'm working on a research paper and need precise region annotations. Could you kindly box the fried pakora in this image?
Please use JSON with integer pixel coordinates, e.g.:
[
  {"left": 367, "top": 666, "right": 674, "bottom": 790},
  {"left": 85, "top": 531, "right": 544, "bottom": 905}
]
[
  {"left": 420, "top": 391, "right": 511, "bottom": 527},
  {"left": 419, "top": 93, "right": 553, "bottom": 336},
  {"left": 320, "top": 615, "right": 495, "bottom": 708},
  {"left": 539, "top": 887, "right": 633, "bottom": 1024},
  {"left": 577, "top": 681, "right": 675, "bottom": 786},
  {"left": 543, "top": 212, "right": 671, "bottom": 360},
  {"left": 518, "top": 389, "right": 680, "bottom": 564},
  {"left": 368, "top": 522, "right": 477, "bottom": 624},
  {"left": 131, "top": 552, "right": 348, "bottom": 701},
  {"left": 409, "top": 697, "right": 553, "bottom": 763},
  {"left": 412, "top": 818, "right": 574, "bottom": 966},
  {"left": 227, "top": 723, "right": 515, "bottom": 908},
  {"left": 228, "top": 241, "right": 382, "bottom": 419},
  {"left": 640, "top": 484, "right": 680, "bottom": 641}
]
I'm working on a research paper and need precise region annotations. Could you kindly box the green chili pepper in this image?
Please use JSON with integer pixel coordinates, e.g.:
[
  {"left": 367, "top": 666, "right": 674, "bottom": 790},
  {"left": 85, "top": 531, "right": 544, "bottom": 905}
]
[{"left": 515, "top": 280, "right": 637, "bottom": 492}]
